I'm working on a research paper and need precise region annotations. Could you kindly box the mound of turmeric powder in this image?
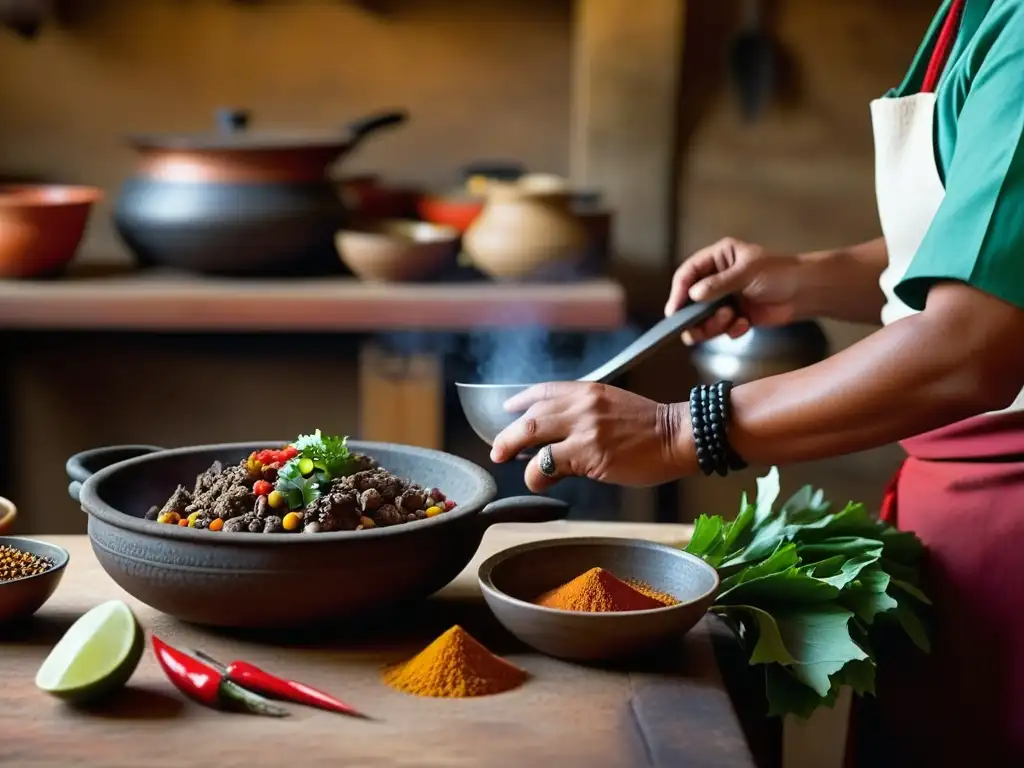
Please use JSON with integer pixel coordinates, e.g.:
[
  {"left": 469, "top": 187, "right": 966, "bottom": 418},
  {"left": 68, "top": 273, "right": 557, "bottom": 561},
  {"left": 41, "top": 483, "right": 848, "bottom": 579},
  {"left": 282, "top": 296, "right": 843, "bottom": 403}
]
[
  {"left": 382, "top": 625, "right": 527, "bottom": 698},
  {"left": 534, "top": 567, "right": 679, "bottom": 612}
]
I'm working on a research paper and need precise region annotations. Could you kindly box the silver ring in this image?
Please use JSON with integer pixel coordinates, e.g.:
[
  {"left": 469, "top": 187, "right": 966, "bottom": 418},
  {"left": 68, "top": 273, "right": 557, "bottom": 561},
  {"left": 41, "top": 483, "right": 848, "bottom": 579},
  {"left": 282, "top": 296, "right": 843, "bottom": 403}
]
[{"left": 538, "top": 445, "right": 557, "bottom": 477}]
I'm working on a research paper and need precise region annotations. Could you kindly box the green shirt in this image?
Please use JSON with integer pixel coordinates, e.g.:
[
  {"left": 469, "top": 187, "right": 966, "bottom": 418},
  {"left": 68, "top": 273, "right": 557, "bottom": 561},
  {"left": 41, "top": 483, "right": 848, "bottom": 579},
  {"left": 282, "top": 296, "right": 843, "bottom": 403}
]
[{"left": 889, "top": 0, "right": 1024, "bottom": 311}]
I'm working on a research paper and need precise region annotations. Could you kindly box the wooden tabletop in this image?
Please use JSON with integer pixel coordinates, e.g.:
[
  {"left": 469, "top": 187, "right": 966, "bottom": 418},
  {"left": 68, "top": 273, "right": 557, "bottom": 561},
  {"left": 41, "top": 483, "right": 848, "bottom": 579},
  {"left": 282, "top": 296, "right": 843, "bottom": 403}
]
[
  {"left": 0, "top": 269, "right": 626, "bottom": 333},
  {"left": 0, "top": 522, "right": 757, "bottom": 768}
]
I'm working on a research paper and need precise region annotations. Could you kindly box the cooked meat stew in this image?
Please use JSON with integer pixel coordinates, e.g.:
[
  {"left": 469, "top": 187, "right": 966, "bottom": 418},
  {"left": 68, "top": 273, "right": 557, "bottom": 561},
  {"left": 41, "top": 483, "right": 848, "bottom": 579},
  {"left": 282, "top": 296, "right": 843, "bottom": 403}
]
[{"left": 146, "top": 431, "right": 456, "bottom": 534}]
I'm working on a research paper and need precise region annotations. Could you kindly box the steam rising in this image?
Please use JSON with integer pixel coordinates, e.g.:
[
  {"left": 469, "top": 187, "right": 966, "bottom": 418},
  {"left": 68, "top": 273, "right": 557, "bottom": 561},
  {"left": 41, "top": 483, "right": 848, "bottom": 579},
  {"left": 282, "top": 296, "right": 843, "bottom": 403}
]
[{"left": 467, "top": 325, "right": 641, "bottom": 385}]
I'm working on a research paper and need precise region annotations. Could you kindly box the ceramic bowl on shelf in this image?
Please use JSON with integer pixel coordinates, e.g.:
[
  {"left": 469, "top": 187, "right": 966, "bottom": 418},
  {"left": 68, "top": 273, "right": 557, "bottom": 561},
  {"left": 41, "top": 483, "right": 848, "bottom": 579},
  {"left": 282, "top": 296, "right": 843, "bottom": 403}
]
[
  {"left": 0, "top": 185, "right": 102, "bottom": 279},
  {"left": 0, "top": 496, "right": 16, "bottom": 535},
  {"left": 415, "top": 193, "right": 485, "bottom": 234},
  {"left": 335, "top": 219, "right": 460, "bottom": 282},
  {"left": 0, "top": 536, "right": 70, "bottom": 623},
  {"left": 478, "top": 537, "right": 719, "bottom": 662}
]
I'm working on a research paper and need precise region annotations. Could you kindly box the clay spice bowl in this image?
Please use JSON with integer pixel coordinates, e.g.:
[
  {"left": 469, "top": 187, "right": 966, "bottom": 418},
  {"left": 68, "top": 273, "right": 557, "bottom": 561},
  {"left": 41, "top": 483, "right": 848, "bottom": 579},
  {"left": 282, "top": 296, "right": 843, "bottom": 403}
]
[
  {"left": 335, "top": 219, "right": 460, "bottom": 282},
  {"left": 0, "top": 185, "right": 103, "bottom": 279},
  {"left": 0, "top": 536, "right": 70, "bottom": 623},
  {"left": 478, "top": 537, "right": 719, "bottom": 662}
]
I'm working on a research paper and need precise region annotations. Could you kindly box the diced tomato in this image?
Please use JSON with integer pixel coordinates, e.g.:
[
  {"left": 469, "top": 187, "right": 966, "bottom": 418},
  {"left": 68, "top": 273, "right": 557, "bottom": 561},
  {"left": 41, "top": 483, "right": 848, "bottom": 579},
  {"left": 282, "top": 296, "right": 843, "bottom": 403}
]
[{"left": 253, "top": 480, "right": 273, "bottom": 496}]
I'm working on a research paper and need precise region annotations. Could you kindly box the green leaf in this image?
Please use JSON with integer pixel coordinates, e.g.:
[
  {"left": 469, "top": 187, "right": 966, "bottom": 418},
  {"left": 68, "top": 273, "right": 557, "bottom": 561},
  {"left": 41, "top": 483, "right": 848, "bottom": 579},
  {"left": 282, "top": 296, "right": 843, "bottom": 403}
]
[
  {"left": 717, "top": 605, "right": 797, "bottom": 666},
  {"left": 765, "top": 665, "right": 835, "bottom": 720},
  {"left": 772, "top": 605, "right": 868, "bottom": 697},
  {"left": 796, "top": 537, "right": 885, "bottom": 564},
  {"left": 720, "top": 566, "right": 842, "bottom": 605},
  {"left": 801, "top": 552, "right": 879, "bottom": 591},
  {"left": 830, "top": 657, "right": 876, "bottom": 697},
  {"left": 719, "top": 542, "right": 800, "bottom": 594},
  {"left": 720, "top": 499, "right": 755, "bottom": 557},
  {"left": 275, "top": 459, "right": 323, "bottom": 510},
  {"left": 753, "top": 466, "right": 781, "bottom": 527},
  {"left": 889, "top": 577, "right": 932, "bottom": 606},
  {"left": 684, "top": 514, "right": 724, "bottom": 559},
  {"left": 840, "top": 567, "right": 898, "bottom": 624}
]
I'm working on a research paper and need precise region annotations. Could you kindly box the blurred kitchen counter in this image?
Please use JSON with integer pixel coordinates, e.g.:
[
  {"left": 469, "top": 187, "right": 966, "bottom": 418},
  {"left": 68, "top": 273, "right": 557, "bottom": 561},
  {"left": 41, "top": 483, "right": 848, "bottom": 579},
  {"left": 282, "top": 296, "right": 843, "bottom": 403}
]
[{"left": 0, "top": 266, "right": 625, "bottom": 332}]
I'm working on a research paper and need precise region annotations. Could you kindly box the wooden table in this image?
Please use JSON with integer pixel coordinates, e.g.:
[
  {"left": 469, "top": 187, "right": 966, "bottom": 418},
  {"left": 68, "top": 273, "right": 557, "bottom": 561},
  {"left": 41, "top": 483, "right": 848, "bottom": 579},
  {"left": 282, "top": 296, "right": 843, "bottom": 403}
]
[{"left": 0, "top": 522, "right": 757, "bottom": 768}]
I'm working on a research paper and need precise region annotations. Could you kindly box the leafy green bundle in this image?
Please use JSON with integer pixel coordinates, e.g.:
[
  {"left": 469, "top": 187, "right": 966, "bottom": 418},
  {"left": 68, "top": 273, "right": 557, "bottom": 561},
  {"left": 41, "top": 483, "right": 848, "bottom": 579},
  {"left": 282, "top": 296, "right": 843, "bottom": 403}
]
[{"left": 685, "top": 467, "right": 932, "bottom": 719}]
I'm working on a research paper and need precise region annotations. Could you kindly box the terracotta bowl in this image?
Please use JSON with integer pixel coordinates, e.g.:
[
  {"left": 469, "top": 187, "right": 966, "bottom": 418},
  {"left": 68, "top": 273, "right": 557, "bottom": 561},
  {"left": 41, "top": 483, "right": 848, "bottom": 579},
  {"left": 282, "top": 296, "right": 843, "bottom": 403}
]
[
  {"left": 0, "top": 185, "right": 103, "bottom": 279},
  {"left": 478, "top": 537, "right": 719, "bottom": 662},
  {"left": 0, "top": 536, "right": 70, "bottom": 624},
  {"left": 416, "top": 193, "right": 485, "bottom": 233},
  {"left": 0, "top": 496, "right": 16, "bottom": 535},
  {"left": 335, "top": 219, "right": 459, "bottom": 282}
]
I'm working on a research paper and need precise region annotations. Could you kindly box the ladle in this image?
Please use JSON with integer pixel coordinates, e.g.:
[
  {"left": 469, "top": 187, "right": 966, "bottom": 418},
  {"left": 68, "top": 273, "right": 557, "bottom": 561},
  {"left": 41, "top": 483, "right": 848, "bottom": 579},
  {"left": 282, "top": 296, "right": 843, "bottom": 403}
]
[{"left": 456, "top": 295, "right": 735, "bottom": 446}]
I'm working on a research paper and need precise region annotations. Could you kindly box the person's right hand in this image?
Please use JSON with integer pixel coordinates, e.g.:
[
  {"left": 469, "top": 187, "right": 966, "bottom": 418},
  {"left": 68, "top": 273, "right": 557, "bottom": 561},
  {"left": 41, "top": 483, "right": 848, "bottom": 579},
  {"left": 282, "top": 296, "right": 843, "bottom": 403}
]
[{"left": 665, "top": 237, "right": 804, "bottom": 344}]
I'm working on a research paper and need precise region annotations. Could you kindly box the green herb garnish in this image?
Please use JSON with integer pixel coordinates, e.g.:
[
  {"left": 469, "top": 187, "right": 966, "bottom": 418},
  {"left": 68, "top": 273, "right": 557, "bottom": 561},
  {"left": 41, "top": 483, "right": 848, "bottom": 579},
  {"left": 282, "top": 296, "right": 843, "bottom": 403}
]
[
  {"left": 275, "top": 459, "right": 324, "bottom": 510},
  {"left": 686, "top": 466, "right": 932, "bottom": 720},
  {"left": 294, "top": 429, "right": 356, "bottom": 478}
]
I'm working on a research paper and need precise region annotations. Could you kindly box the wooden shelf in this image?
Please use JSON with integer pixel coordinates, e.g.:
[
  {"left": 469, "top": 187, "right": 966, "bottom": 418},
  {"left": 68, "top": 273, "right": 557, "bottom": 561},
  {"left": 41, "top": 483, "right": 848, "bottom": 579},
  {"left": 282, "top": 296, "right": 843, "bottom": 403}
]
[{"left": 0, "top": 269, "right": 626, "bottom": 333}]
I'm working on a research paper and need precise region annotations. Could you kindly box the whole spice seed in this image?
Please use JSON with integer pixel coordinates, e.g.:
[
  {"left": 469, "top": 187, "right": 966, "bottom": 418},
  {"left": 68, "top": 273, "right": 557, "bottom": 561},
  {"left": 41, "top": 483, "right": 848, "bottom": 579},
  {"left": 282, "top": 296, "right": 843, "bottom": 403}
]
[
  {"left": 382, "top": 625, "right": 527, "bottom": 698},
  {"left": 0, "top": 545, "right": 54, "bottom": 582},
  {"left": 533, "top": 568, "right": 667, "bottom": 613}
]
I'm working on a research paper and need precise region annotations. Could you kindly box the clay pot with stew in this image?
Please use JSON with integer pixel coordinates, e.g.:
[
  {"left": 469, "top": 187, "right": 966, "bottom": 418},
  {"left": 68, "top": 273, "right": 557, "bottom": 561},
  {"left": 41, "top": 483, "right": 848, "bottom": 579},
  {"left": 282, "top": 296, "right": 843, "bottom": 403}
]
[
  {"left": 113, "top": 108, "right": 408, "bottom": 276},
  {"left": 463, "top": 174, "right": 588, "bottom": 281}
]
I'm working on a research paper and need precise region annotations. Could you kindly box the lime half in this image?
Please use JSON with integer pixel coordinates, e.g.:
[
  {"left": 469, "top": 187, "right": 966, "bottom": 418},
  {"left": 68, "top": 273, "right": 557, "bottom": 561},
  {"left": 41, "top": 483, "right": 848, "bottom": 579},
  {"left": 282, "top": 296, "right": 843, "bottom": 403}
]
[{"left": 35, "top": 600, "right": 144, "bottom": 703}]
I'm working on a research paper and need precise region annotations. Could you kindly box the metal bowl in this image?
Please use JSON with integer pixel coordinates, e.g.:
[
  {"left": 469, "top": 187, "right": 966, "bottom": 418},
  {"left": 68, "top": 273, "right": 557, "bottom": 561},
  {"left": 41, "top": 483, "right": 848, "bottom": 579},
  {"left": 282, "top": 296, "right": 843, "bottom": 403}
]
[
  {"left": 478, "top": 537, "right": 719, "bottom": 662},
  {"left": 69, "top": 441, "right": 568, "bottom": 629},
  {"left": 0, "top": 537, "right": 70, "bottom": 624}
]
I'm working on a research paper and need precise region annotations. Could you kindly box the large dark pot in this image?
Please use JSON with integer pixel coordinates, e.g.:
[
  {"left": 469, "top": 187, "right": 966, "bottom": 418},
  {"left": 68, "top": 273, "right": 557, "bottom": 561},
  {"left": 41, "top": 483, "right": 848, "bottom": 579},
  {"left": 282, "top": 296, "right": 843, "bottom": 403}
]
[
  {"left": 68, "top": 441, "right": 568, "bottom": 629},
  {"left": 113, "top": 109, "right": 407, "bottom": 276}
]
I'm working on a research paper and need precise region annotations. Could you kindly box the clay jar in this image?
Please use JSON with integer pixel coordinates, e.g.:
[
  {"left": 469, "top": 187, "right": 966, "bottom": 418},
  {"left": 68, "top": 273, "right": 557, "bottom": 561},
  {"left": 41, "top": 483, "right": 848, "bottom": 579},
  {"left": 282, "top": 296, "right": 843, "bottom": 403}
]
[{"left": 463, "top": 174, "right": 587, "bottom": 281}]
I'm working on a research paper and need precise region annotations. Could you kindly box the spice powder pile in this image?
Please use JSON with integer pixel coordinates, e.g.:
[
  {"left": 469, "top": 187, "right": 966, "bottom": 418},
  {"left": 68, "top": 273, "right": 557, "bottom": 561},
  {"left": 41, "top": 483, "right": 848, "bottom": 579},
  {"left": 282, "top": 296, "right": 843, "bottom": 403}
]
[
  {"left": 0, "top": 545, "right": 54, "bottom": 582},
  {"left": 382, "top": 625, "right": 527, "bottom": 698},
  {"left": 534, "top": 567, "right": 679, "bottom": 612}
]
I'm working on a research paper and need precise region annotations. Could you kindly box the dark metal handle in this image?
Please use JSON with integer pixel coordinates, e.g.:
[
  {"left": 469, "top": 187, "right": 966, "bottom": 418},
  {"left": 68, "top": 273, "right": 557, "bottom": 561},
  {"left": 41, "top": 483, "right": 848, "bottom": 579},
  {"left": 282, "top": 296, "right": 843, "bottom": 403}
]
[
  {"left": 66, "top": 445, "right": 164, "bottom": 504},
  {"left": 579, "top": 295, "right": 738, "bottom": 384},
  {"left": 478, "top": 496, "right": 569, "bottom": 528},
  {"left": 344, "top": 110, "right": 408, "bottom": 145}
]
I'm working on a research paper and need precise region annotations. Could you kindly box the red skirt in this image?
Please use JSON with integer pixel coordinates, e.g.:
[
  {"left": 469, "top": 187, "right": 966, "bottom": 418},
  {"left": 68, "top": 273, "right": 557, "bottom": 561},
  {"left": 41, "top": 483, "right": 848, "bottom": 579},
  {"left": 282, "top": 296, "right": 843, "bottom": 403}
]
[{"left": 855, "top": 412, "right": 1024, "bottom": 765}]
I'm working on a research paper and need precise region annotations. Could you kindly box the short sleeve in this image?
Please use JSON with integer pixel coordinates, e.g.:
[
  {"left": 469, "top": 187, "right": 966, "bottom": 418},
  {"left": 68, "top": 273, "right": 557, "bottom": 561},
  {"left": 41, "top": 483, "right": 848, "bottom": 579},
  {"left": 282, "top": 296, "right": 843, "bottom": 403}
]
[{"left": 896, "top": 9, "right": 1024, "bottom": 312}]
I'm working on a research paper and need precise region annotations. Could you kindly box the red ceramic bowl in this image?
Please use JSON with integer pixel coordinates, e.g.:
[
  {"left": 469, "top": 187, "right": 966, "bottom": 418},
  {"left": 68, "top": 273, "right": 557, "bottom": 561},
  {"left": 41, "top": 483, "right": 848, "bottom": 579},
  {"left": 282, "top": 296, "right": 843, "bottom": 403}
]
[
  {"left": 416, "top": 193, "right": 485, "bottom": 234},
  {"left": 0, "top": 185, "right": 102, "bottom": 278}
]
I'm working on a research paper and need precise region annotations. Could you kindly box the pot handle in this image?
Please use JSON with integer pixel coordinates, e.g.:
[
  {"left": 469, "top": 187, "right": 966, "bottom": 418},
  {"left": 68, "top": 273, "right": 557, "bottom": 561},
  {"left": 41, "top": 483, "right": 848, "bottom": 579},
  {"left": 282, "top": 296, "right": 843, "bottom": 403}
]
[
  {"left": 344, "top": 110, "right": 409, "bottom": 146},
  {"left": 67, "top": 445, "right": 164, "bottom": 504},
  {"left": 478, "top": 495, "right": 569, "bottom": 530}
]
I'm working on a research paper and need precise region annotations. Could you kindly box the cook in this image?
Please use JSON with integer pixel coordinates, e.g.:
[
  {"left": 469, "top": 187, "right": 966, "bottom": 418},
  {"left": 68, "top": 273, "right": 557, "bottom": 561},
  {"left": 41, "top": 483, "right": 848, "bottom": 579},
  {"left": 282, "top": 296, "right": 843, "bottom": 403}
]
[{"left": 491, "top": 1, "right": 1024, "bottom": 763}]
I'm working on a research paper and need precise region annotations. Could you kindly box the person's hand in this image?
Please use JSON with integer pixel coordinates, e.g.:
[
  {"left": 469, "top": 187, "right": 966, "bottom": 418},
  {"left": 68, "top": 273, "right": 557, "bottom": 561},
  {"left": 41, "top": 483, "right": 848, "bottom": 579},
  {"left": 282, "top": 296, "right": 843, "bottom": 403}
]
[
  {"left": 665, "top": 237, "right": 804, "bottom": 344},
  {"left": 489, "top": 382, "right": 695, "bottom": 492}
]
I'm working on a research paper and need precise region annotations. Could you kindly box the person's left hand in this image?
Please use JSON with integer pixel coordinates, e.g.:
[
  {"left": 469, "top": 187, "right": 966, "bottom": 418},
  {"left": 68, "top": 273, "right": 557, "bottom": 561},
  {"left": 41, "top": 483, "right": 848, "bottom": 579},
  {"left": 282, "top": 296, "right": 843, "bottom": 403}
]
[{"left": 489, "top": 382, "right": 695, "bottom": 492}]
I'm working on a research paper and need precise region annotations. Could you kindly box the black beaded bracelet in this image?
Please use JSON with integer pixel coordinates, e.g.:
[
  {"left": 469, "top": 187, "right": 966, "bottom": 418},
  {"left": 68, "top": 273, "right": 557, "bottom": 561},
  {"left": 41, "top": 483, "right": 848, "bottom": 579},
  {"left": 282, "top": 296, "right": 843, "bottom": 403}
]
[{"left": 689, "top": 381, "right": 748, "bottom": 477}]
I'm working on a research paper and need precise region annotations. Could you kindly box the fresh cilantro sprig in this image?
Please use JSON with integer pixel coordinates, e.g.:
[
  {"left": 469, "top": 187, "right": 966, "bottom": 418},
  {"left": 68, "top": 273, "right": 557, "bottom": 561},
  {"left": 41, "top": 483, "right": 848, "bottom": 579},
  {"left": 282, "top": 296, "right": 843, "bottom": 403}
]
[
  {"left": 294, "top": 429, "right": 356, "bottom": 478},
  {"left": 685, "top": 467, "right": 932, "bottom": 720},
  {"left": 273, "top": 429, "right": 358, "bottom": 510}
]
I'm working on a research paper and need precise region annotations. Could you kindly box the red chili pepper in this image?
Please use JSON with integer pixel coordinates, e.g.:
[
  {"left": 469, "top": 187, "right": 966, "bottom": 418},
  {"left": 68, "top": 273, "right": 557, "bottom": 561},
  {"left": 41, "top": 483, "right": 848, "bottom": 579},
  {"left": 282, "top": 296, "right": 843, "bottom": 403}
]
[
  {"left": 193, "top": 649, "right": 368, "bottom": 719},
  {"left": 151, "top": 635, "right": 289, "bottom": 717}
]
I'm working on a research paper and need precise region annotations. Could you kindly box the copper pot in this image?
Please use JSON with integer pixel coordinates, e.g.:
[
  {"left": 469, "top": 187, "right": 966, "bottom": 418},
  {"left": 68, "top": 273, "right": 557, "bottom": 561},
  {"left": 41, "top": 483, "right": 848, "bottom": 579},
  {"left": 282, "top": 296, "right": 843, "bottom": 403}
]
[{"left": 113, "top": 108, "right": 408, "bottom": 276}]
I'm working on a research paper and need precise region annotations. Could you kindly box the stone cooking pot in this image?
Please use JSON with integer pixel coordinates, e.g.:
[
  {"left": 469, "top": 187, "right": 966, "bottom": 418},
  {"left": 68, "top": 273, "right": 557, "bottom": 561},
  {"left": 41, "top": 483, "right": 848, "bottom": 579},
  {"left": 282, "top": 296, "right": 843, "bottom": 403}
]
[{"left": 68, "top": 441, "right": 568, "bottom": 629}]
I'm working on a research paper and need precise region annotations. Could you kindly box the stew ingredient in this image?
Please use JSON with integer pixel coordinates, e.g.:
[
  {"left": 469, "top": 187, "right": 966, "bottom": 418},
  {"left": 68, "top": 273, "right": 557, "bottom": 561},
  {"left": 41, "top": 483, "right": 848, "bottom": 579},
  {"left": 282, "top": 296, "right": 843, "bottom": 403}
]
[
  {"left": 0, "top": 544, "right": 54, "bottom": 582},
  {"left": 151, "top": 635, "right": 289, "bottom": 717},
  {"left": 534, "top": 567, "right": 669, "bottom": 612},
  {"left": 148, "top": 429, "right": 456, "bottom": 534},
  {"left": 382, "top": 625, "right": 527, "bottom": 698}
]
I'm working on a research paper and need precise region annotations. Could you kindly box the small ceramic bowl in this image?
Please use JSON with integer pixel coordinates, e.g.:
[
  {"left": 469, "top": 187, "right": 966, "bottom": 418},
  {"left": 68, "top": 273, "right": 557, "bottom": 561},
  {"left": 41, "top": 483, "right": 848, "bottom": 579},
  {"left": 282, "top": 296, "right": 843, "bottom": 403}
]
[
  {"left": 0, "top": 185, "right": 103, "bottom": 279},
  {"left": 415, "top": 193, "right": 485, "bottom": 233},
  {"left": 0, "top": 497, "right": 15, "bottom": 535},
  {"left": 335, "top": 219, "right": 460, "bottom": 282},
  {"left": 0, "top": 536, "right": 70, "bottom": 623},
  {"left": 479, "top": 537, "right": 719, "bottom": 662}
]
